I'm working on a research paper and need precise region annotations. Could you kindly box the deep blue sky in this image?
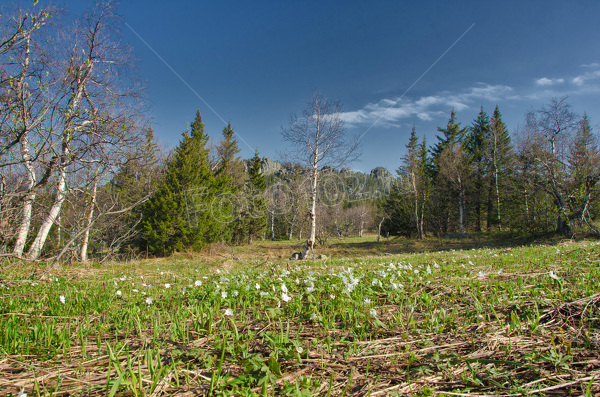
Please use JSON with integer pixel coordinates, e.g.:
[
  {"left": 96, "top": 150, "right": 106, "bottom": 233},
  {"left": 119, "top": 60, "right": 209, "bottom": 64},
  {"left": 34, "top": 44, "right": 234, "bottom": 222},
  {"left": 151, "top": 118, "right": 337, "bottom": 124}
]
[{"left": 66, "top": 1, "right": 600, "bottom": 172}]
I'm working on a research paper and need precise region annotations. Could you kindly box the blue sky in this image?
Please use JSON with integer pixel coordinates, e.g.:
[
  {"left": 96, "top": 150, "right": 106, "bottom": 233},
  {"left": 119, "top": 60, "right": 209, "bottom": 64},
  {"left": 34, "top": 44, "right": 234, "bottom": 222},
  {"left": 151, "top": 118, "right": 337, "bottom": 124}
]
[{"left": 68, "top": 1, "right": 600, "bottom": 172}]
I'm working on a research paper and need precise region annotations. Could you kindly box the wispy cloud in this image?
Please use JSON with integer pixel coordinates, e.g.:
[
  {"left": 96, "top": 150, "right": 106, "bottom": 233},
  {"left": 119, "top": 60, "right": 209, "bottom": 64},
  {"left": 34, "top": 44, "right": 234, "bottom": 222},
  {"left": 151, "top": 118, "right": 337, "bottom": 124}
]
[
  {"left": 573, "top": 70, "right": 600, "bottom": 86},
  {"left": 581, "top": 62, "right": 600, "bottom": 68},
  {"left": 535, "top": 77, "right": 564, "bottom": 86},
  {"left": 340, "top": 84, "right": 514, "bottom": 127}
]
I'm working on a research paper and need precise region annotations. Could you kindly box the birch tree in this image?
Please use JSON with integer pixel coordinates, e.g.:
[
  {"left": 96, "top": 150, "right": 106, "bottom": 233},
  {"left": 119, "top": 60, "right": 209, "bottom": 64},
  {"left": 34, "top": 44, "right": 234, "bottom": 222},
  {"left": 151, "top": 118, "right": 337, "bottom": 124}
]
[{"left": 281, "top": 91, "right": 360, "bottom": 251}]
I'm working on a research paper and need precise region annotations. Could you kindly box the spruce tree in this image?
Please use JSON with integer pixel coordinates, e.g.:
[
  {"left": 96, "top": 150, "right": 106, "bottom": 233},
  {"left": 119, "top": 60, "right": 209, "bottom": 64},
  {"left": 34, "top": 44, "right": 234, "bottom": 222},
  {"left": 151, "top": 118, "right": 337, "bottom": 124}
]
[
  {"left": 464, "top": 106, "right": 490, "bottom": 231},
  {"left": 431, "top": 110, "right": 469, "bottom": 234},
  {"left": 215, "top": 122, "right": 247, "bottom": 243},
  {"left": 486, "top": 105, "right": 514, "bottom": 230},
  {"left": 138, "top": 111, "right": 218, "bottom": 255},
  {"left": 246, "top": 150, "right": 268, "bottom": 243},
  {"left": 568, "top": 114, "right": 600, "bottom": 233},
  {"left": 397, "top": 126, "right": 424, "bottom": 238}
]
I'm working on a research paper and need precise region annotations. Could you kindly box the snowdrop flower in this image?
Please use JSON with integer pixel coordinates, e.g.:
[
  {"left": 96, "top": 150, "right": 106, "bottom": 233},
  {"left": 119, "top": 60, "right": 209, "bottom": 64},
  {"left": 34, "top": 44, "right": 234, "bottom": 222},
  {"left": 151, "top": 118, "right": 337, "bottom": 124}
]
[
  {"left": 224, "top": 308, "right": 233, "bottom": 316},
  {"left": 369, "top": 308, "right": 378, "bottom": 317},
  {"left": 549, "top": 271, "right": 560, "bottom": 280},
  {"left": 146, "top": 297, "right": 153, "bottom": 305},
  {"left": 221, "top": 290, "right": 228, "bottom": 299},
  {"left": 116, "top": 290, "right": 122, "bottom": 296},
  {"left": 164, "top": 283, "right": 171, "bottom": 289},
  {"left": 59, "top": 295, "right": 65, "bottom": 304},
  {"left": 282, "top": 292, "right": 291, "bottom": 302},
  {"left": 195, "top": 280, "right": 202, "bottom": 287}
]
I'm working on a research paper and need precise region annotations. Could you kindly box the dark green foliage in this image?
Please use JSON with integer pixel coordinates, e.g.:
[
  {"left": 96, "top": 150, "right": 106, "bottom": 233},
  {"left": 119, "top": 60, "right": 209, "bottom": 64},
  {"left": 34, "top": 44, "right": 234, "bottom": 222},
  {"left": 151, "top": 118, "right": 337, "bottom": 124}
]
[
  {"left": 246, "top": 150, "right": 268, "bottom": 244},
  {"left": 138, "top": 111, "right": 221, "bottom": 255},
  {"left": 464, "top": 107, "right": 491, "bottom": 231}
]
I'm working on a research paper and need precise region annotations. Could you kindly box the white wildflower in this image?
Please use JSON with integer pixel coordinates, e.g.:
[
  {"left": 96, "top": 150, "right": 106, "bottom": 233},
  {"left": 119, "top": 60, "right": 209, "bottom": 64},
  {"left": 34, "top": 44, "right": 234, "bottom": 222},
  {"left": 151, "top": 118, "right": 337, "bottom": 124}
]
[
  {"left": 369, "top": 308, "right": 378, "bottom": 317},
  {"left": 478, "top": 271, "right": 486, "bottom": 278},
  {"left": 282, "top": 292, "right": 291, "bottom": 302},
  {"left": 146, "top": 297, "right": 153, "bottom": 305},
  {"left": 116, "top": 290, "right": 122, "bottom": 296},
  {"left": 296, "top": 346, "right": 303, "bottom": 354},
  {"left": 232, "top": 290, "right": 239, "bottom": 297},
  {"left": 164, "top": 283, "right": 171, "bottom": 289},
  {"left": 221, "top": 290, "right": 228, "bottom": 299},
  {"left": 224, "top": 308, "right": 233, "bottom": 316},
  {"left": 549, "top": 271, "right": 560, "bottom": 280},
  {"left": 281, "top": 283, "right": 288, "bottom": 293},
  {"left": 364, "top": 297, "right": 371, "bottom": 304},
  {"left": 195, "top": 280, "right": 202, "bottom": 287},
  {"left": 59, "top": 295, "right": 65, "bottom": 304}
]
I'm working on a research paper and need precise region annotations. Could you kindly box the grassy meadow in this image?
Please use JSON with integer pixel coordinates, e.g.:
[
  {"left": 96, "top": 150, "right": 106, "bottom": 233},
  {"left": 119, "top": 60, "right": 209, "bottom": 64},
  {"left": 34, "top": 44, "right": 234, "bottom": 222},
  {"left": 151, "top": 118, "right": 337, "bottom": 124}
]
[{"left": 1, "top": 234, "right": 599, "bottom": 396}]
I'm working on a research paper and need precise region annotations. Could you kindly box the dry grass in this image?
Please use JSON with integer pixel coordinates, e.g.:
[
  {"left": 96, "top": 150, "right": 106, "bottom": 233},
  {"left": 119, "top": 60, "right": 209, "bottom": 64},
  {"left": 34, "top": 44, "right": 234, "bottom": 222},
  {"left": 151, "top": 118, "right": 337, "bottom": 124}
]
[{"left": 1, "top": 236, "right": 599, "bottom": 396}]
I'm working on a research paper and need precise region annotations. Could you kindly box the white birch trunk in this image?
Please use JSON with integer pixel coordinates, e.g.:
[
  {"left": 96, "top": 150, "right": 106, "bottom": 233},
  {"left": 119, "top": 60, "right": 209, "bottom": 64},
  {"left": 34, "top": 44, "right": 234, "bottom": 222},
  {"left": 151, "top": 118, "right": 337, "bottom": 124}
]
[
  {"left": 307, "top": 165, "right": 318, "bottom": 251},
  {"left": 80, "top": 178, "right": 98, "bottom": 262},
  {"left": 27, "top": 167, "right": 67, "bottom": 260},
  {"left": 13, "top": 139, "right": 36, "bottom": 257},
  {"left": 12, "top": 36, "right": 35, "bottom": 258},
  {"left": 458, "top": 188, "right": 465, "bottom": 235}
]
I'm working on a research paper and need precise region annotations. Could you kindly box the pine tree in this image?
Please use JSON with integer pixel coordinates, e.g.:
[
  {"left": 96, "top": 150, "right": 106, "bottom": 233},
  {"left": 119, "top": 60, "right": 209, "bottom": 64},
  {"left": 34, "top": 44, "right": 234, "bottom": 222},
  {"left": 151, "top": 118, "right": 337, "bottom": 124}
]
[
  {"left": 397, "top": 126, "right": 425, "bottom": 238},
  {"left": 246, "top": 150, "right": 268, "bottom": 243},
  {"left": 464, "top": 106, "right": 490, "bottom": 231},
  {"left": 215, "top": 122, "right": 247, "bottom": 243},
  {"left": 431, "top": 110, "right": 469, "bottom": 234},
  {"left": 486, "top": 105, "right": 514, "bottom": 230},
  {"left": 138, "top": 111, "right": 218, "bottom": 255}
]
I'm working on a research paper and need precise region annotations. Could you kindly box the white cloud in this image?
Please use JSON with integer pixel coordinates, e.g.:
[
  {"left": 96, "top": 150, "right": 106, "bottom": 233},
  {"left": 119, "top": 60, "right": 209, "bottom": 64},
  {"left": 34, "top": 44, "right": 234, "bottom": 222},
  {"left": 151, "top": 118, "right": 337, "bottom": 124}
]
[
  {"left": 535, "top": 77, "right": 564, "bottom": 86},
  {"left": 339, "top": 84, "right": 514, "bottom": 127},
  {"left": 573, "top": 70, "right": 600, "bottom": 86},
  {"left": 581, "top": 62, "right": 600, "bottom": 68}
]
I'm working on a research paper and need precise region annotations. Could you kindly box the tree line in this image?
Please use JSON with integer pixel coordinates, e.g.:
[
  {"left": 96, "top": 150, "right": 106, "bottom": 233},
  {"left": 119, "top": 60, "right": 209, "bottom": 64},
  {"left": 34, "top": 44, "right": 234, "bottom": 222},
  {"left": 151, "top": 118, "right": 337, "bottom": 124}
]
[
  {"left": 383, "top": 98, "right": 600, "bottom": 238},
  {"left": 3, "top": 3, "right": 598, "bottom": 263}
]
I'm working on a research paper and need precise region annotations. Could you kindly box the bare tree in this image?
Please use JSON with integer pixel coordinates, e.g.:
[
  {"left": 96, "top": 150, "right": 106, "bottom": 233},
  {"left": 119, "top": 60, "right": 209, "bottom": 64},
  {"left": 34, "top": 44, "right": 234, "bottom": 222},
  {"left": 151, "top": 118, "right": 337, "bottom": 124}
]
[
  {"left": 1, "top": 2, "right": 146, "bottom": 261},
  {"left": 281, "top": 91, "right": 360, "bottom": 251},
  {"left": 521, "top": 97, "right": 578, "bottom": 234}
]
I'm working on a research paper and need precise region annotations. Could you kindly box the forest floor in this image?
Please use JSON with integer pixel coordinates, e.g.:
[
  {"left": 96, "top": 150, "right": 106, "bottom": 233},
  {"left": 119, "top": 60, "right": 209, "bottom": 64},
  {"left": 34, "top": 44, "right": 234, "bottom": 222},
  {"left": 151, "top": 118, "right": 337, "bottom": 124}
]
[{"left": 1, "top": 234, "right": 599, "bottom": 396}]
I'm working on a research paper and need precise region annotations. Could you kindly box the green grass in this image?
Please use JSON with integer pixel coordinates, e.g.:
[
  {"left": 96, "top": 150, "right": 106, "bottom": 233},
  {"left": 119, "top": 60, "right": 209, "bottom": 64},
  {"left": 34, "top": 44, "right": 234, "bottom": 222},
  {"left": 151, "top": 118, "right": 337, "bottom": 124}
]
[{"left": 1, "top": 236, "right": 599, "bottom": 396}]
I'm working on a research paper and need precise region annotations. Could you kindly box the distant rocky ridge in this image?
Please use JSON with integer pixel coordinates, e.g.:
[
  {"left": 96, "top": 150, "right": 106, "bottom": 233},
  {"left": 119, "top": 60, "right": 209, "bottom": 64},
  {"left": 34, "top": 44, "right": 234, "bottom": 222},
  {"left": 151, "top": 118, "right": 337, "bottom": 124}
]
[{"left": 245, "top": 157, "right": 391, "bottom": 179}]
